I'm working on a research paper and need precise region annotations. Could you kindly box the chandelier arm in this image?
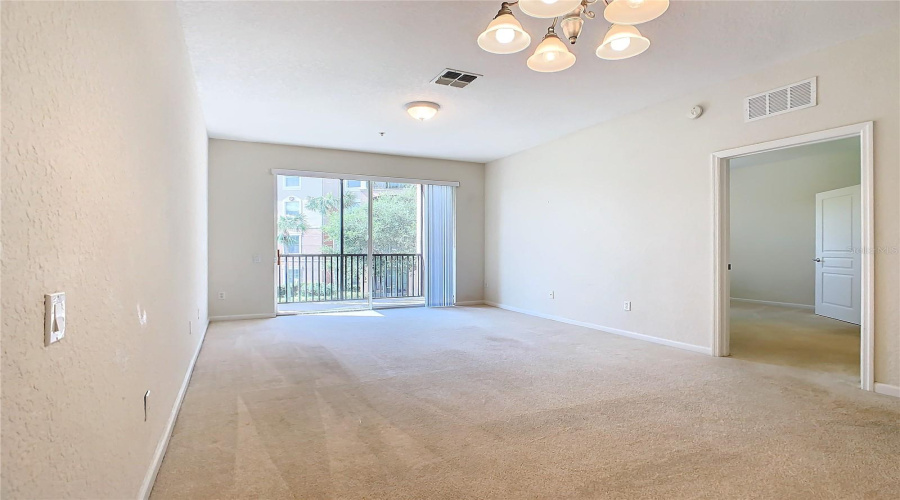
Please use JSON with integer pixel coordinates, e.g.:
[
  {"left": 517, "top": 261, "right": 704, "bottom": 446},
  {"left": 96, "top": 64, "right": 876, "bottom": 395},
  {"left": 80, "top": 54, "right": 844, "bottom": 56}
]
[{"left": 495, "top": 2, "right": 517, "bottom": 19}]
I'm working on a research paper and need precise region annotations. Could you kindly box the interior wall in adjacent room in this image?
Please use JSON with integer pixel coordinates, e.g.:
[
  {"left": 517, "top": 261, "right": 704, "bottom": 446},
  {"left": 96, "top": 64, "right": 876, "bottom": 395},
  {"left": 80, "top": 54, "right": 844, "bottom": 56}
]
[
  {"left": 729, "top": 138, "right": 861, "bottom": 307},
  {"left": 1, "top": 2, "right": 208, "bottom": 497}
]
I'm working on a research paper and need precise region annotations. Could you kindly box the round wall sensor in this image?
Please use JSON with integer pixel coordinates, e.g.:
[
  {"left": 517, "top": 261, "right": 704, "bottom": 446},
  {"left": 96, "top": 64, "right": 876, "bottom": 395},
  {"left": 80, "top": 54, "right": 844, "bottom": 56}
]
[{"left": 688, "top": 105, "right": 703, "bottom": 119}]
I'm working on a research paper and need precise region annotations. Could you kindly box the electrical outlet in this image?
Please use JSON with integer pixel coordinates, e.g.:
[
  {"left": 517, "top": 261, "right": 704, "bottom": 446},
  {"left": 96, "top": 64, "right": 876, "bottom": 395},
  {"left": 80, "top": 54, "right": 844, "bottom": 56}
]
[
  {"left": 218, "top": 292, "right": 226, "bottom": 300},
  {"left": 252, "top": 254, "right": 262, "bottom": 263},
  {"left": 624, "top": 301, "right": 632, "bottom": 311},
  {"left": 549, "top": 291, "right": 555, "bottom": 299}
]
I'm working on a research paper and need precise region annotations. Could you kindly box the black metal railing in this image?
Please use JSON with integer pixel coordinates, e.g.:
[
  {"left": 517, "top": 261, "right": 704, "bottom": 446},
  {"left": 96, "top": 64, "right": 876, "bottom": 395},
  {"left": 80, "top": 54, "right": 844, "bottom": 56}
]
[{"left": 277, "top": 253, "right": 423, "bottom": 304}]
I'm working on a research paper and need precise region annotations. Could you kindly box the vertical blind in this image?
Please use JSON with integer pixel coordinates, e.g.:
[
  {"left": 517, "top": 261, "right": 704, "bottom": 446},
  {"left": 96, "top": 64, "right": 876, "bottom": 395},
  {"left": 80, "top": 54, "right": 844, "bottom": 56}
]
[{"left": 424, "top": 184, "right": 456, "bottom": 307}]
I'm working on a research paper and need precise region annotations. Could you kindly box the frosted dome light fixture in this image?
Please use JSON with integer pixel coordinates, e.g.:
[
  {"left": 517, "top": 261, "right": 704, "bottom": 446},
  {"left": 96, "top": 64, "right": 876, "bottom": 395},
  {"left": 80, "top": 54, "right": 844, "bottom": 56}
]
[{"left": 406, "top": 101, "right": 440, "bottom": 121}]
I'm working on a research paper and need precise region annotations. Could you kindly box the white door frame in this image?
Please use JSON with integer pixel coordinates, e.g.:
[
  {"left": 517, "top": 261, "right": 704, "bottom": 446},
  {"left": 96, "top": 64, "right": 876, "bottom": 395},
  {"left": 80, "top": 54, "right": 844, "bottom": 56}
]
[{"left": 711, "top": 121, "right": 875, "bottom": 391}]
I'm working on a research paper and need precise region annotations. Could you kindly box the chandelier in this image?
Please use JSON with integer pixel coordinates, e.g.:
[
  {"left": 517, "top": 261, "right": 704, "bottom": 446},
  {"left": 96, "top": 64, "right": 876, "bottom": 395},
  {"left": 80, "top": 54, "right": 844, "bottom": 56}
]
[{"left": 477, "top": 0, "right": 669, "bottom": 72}]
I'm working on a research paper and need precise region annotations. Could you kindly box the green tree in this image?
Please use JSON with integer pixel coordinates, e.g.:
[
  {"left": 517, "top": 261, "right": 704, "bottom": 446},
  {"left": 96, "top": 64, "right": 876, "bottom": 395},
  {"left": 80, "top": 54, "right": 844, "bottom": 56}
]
[
  {"left": 320, "top": 186, "right": 417, "bottom": 254},
  {"left": 306, "top": 192, "right": 358, "bottom": 215},
  {"left": 277, "top": 214, "right": 309, "bottom": 251},
  {"left": 306, "top": 192, "right": 359, "bottom": 252}
]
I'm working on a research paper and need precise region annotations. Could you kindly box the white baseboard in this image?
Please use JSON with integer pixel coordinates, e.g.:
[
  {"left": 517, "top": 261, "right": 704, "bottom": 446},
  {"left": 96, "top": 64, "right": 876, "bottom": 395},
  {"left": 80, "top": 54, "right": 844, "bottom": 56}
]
[
  {"left": 455, "top": 300, "right": 485, "bottom": 306},
  {"left": 874, "top": 383, "right": 900, "bottom": 398},
  {"left": 730, "top": 297, "right": 814, "bottom": 310},
  {"left": 209, "top": 313, "right": 276, "bottom": 321},
  {"left": 138, "top": 319, "right": 209, "bottom": 500},
  {"left": 484, "top": 301, "right": 711, "bottom": 355}
]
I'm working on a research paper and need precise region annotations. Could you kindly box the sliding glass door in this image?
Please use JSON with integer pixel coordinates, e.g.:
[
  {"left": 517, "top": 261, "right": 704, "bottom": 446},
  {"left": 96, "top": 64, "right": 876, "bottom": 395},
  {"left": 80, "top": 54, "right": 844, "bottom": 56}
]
[
  {"left": 275, "top": 173, "right": 453, "bottom": 314},
  {"left": 371, "top": 182, "right": 425, "bottom": 309},
  {"left": 276, "top": 175, "right": 367, "bottom": 313}
]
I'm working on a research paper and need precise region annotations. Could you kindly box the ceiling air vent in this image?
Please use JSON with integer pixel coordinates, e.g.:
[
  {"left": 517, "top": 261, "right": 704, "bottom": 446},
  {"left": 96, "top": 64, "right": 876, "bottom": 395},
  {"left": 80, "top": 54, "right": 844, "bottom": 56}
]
[
  {"left": 744, "top": 77, "right": 817, "bottom": 122},
  {"left": 432, "top": 68, "right": 481, "bottom": 89}
]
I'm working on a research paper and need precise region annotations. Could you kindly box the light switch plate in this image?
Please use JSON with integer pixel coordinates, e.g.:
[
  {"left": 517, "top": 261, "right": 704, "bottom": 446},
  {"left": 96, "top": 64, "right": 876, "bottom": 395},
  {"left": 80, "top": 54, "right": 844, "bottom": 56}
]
[{"left": 45, "top": 292, "right": 66, "bottom": 346}]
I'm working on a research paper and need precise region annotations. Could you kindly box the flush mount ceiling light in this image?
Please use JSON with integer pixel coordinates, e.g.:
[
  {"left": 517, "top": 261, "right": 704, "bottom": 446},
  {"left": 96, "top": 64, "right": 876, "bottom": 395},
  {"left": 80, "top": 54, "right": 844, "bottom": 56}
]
[
  {"left": 477, "top": 0, "right": 667, "bottom": 72},
  {"left": 406, "top": 101, "right": 440, "bottom": 121}
]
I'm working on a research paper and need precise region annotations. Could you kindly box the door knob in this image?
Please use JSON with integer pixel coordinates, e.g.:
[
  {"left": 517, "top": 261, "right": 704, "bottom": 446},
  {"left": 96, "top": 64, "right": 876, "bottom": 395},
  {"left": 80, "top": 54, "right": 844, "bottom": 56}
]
[{"left": 813, "top": 258, "right": 822, "bottom": 262}]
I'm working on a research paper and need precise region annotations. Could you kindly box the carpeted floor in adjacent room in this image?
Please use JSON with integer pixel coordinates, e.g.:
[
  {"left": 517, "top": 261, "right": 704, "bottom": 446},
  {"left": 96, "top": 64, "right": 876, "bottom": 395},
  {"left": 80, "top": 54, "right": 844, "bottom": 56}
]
[
  {"left": 729, "top": 300, "right": 861, "bottom": 381},
  {"left": 150, "top": 305, "right": 899, "bottom": 499}
]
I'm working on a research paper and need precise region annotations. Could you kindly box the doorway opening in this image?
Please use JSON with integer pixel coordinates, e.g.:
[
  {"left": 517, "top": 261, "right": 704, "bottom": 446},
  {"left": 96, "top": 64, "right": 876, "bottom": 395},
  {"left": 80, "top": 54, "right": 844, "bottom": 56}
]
[
  {"left": 712, "top": 122, "right": 875, "bottom": 391},
  {"left": 273, "top": 171, "right": 457, "bottom": 314},
  {"left": 728, "top": 138, "right": 860, "bottom": 383}
]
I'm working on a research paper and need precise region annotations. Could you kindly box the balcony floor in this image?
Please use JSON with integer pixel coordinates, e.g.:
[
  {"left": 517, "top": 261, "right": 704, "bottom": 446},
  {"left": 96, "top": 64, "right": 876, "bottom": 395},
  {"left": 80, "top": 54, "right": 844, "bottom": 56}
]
[{"left": 277, "top": 296, "right": 425, "bottom": 314}]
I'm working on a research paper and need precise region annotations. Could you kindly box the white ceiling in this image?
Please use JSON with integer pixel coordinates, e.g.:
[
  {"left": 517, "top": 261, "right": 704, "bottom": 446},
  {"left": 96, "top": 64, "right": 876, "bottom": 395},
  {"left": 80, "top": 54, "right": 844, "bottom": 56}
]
[{"left": 177, "top": 1, "right": 899, "bottom": 163}]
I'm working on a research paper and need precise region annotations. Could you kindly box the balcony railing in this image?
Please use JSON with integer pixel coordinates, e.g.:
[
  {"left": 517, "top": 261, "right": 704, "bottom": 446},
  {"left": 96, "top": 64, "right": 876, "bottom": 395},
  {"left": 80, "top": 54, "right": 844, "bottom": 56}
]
[{"left": 277, "top": 253, "right": 424, "bottom": 304}]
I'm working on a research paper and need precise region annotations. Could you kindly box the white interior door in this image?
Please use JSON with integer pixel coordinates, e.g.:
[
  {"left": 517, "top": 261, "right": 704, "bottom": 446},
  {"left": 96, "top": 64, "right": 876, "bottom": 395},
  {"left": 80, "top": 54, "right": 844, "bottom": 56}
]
[{"left": 814, "top": 185, "right": 861, "bottom": 324}]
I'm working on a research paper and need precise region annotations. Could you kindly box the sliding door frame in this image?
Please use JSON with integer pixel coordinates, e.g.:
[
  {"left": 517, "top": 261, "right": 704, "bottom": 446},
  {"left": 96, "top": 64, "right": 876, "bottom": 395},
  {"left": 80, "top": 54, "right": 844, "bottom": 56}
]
[
  {"left": 272, "top": 169, "right": 459, "bottom": 188},
  {"left": 366, "top": 180, "right": 374, "bottom": 310},
  {"left": 272, "top": 169, "right": 459, "bottom": 312}
]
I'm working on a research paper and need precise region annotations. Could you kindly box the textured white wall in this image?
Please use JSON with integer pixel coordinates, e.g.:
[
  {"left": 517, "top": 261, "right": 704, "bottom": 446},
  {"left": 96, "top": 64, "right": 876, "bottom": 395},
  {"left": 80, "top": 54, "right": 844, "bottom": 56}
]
[
  {"left": 729, "top": 138, "right": 860, "bottom": 307},
  {"left": 485, "top": 27, "right": 900, "bottom": 386},
  {"left": 208, "top": 139, "right": 484, "bottom": 319},
  {"left": 1, "top": 2, "right": 208, "bottom": 498}
]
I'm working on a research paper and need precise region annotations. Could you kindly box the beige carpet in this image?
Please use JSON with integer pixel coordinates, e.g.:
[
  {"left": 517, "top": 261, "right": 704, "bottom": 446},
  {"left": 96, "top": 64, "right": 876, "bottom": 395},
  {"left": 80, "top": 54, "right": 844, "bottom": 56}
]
[
  {"left": 151, "top": 306, "right": 899, "bottom": 499},
  {"left": 730, "top": 300, "right": 860, "bottom": 381}
]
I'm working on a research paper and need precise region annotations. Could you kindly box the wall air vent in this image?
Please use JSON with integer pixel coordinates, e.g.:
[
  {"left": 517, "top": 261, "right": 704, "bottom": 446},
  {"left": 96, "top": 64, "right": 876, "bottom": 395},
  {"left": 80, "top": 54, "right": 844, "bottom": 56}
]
[
  {"left": 432, "top": 68, "right": 482, "bottom": 88},
  {"left": 744, "top": 77, "right": 817, "bottom": 122}
]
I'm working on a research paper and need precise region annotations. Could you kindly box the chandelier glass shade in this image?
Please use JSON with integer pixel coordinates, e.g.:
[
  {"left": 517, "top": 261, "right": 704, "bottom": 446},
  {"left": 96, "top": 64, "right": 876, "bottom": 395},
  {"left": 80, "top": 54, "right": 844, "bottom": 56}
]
[
  {"left": 477, "top": 0, "right": 667, "bottom": 72},
  {"left": 595, "top": 24, "right": 650, "bottom": 60},
  {"left": 477, "top": 12, "right": 532, "bottom": 54},
  {"left": 518, "top": 0, "right": 583, "bottom": 19},
  {"left": 526, "top": 30, "right": 576, "bottom": 72},
  {"left": 603, "top": 0, "right": 669, "bottom": 25}
]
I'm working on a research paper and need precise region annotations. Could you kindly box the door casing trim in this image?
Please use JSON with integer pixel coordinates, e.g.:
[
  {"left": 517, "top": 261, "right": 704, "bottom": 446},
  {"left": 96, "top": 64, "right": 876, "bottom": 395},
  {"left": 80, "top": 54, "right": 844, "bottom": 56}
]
[{"left": 711, "top": 121, "right": 875, "bottom": 391}]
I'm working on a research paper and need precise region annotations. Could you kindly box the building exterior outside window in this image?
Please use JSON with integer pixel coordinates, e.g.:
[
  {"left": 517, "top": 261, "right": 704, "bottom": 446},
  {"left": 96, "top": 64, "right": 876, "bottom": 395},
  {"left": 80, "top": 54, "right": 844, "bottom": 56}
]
[{"left": 285, "top": 200, "right": 301, "bottom": 216}]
